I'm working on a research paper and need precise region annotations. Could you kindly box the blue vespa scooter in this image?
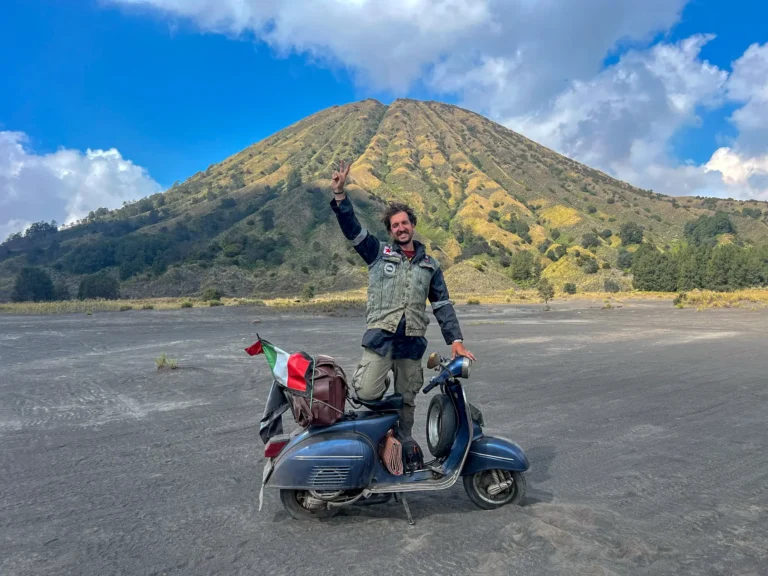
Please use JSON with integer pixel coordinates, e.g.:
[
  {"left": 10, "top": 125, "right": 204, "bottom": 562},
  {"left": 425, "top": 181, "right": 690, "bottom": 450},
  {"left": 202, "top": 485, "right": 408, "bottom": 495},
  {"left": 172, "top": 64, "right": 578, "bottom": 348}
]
[{"left": 260, "top": 351, "right": 529, "bottom": 523}]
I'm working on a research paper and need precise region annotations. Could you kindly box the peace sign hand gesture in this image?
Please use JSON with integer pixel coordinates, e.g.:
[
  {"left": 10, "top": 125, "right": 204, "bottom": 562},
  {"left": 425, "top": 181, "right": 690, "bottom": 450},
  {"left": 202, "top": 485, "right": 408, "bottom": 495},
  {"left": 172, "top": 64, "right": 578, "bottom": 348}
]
[{"left": 332, "top": 159, "right": 352, "bottom": 195}]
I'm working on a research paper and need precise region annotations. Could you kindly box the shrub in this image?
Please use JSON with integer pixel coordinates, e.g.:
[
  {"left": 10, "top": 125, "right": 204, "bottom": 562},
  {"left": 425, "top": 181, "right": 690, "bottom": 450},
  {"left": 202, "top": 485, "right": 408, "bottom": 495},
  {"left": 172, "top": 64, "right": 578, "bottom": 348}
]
[
  {"left": 587, "top": 205, "right": 597, "bottom": 214},
  {"left": 120, "top": 305, "right": 133, "bottom": 311},
  {"left": 604, "top": 279, "right": 621, "bottom": 293},
  {"left": 467, "top": 298, "right": 481, "bottom": 305},
  {"left": 302, "top": 284, "right": 316, "bottom": 299},
  {"left": 551, "top": 229, "right": 561, "bottom": 240},
  {"left": 209, "top": 300, "right": 224, "bottom": 307},
  {"left": 581, "top": 233, "right": 600, "bottom": 249},
  {"left": 202, "top": 287, "right": 223, "bottom": 301},
  {"left": 78, "top": 272, "right": 119, "bottom": 300},
  {"left": 155, "top": 353, "right": 178, "bottom": 370},
  {"left": 599, "top": 229, "right": 613, "bottom": 239},
  {"left": 673, "top": 292, "right": 687, "bottom": 307},
  {"left": 582, "top": 258, "right": 599, "bottom": 274},
  {"left": 617, "top": 250, "right": 633, "bottom": 270},
  {"left": 563, "top": 282, "right": 577, "bottom": 294},
  {"left": 602, "top": 262, "right": 611, "bottom": 269},
  {"left": 142, "top": 303, "right": 155, "bottom": 310},
  {"left": 546, "top": 249, "right": 558, "bottom": 261},
  {"left": 620, "top": 222, "right": 644, "bottom": 245},
  {"left": 181, "top": 301, "right": 193, "bottom": 308}
]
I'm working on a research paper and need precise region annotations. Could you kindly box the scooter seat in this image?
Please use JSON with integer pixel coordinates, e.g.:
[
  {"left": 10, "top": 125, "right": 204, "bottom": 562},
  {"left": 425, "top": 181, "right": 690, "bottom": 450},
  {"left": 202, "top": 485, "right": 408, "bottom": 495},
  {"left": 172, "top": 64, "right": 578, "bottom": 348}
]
[{"left": 356, "top": 393, "right": 404, "bottom": 412}]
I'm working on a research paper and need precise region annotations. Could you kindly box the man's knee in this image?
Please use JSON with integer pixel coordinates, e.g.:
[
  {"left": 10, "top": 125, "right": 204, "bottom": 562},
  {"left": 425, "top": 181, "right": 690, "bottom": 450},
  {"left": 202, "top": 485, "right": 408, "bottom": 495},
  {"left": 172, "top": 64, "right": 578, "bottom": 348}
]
[{"left": 352, "top": 352, "right": 392, "bottom": 400}]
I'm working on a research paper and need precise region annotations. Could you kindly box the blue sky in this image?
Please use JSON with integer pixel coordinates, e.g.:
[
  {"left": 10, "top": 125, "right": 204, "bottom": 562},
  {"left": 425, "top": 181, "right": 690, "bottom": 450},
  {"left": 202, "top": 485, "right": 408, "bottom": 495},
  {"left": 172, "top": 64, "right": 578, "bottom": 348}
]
[{"left": 2, "top": 0, "right": 768, "bottom": 238}]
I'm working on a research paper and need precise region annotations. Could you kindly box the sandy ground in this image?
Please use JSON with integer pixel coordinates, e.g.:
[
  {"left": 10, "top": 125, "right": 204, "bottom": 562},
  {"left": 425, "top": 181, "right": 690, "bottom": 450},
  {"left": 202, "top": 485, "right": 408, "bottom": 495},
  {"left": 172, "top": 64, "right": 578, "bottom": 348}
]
[{"left": 1, "top": 301, "right": 767, "bottom": 576}]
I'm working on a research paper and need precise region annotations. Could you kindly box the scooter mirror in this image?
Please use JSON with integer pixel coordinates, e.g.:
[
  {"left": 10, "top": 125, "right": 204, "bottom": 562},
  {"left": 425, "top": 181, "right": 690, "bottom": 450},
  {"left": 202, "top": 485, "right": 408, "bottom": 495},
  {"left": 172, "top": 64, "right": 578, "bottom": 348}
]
[{"left": 426, "top": 352, "right": 440, "bottom": 369}]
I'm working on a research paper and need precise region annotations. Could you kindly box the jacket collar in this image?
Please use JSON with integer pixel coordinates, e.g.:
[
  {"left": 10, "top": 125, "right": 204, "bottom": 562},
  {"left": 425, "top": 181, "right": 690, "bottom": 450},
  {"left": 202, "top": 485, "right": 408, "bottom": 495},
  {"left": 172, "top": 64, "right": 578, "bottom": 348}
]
[{"left": 391, "top": 239, "right": 425, "bottom": 261}]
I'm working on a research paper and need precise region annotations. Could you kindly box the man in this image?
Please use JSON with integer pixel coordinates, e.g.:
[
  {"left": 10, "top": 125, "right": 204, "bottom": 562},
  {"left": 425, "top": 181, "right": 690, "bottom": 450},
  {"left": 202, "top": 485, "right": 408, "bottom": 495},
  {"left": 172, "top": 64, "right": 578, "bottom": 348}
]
[{"left": 329, "top": 159, "right": 475, "bottom": 454}]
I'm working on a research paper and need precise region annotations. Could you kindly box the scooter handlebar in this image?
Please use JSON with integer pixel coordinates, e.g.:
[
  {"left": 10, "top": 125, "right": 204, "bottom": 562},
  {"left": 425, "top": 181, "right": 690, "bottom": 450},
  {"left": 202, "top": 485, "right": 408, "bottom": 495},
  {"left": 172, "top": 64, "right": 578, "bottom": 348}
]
[{"left": 422, "top": 379, "right": 439, "bottom": 394}]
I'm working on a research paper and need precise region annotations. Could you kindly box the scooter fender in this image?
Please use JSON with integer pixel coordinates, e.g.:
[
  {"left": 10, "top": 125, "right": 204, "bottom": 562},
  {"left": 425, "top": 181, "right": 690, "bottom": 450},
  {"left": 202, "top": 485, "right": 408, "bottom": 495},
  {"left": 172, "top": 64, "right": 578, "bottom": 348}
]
[
  {"left": 268, "top": 431, "right": 376, "bottom": 491},
  {"left": 461, "top": 435, "right": 530, "bottom": 475}
]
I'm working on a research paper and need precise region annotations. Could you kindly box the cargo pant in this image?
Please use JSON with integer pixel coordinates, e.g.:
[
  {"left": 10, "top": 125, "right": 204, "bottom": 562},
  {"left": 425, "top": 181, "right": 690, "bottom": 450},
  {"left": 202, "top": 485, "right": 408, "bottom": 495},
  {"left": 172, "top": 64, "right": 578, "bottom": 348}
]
[{"left": 351, "top": 347, "right": 424, "bottom": 440}]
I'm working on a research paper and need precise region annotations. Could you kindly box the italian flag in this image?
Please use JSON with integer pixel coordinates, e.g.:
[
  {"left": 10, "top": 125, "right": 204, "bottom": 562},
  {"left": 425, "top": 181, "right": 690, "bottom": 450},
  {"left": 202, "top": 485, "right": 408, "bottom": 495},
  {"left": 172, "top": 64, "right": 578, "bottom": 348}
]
[{"left": 245, "top": 337, "right": 314, "bottom": 397}]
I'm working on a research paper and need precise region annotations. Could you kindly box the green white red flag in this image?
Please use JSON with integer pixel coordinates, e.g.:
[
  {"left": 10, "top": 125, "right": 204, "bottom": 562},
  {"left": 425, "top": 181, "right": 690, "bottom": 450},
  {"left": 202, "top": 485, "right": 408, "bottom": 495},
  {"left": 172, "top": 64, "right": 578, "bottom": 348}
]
[{"left": 245, "top": 337, "right": 314, "bottom": 397}]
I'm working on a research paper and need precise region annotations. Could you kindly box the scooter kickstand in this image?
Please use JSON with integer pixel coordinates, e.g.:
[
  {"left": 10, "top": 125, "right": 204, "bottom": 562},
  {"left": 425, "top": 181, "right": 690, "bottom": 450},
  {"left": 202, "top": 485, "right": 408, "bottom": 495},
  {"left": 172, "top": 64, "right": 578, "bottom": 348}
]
[{"left": 397, "top": 493, "right": 415, "bottom": 526}]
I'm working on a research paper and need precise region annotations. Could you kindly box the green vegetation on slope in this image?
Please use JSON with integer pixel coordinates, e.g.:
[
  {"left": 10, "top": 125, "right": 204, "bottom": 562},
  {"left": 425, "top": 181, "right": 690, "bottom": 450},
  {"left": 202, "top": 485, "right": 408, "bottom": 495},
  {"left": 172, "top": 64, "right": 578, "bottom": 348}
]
[{"left": 2, "top": 98, "right": 768, "bottom": 301}]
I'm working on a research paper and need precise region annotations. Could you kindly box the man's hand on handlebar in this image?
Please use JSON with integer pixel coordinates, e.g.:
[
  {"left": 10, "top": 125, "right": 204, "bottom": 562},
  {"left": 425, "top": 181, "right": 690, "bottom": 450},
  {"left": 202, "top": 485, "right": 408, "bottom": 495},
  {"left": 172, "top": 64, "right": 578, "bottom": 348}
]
[{"left": 452, "top": 341, "right": 476, "bottom": 361}]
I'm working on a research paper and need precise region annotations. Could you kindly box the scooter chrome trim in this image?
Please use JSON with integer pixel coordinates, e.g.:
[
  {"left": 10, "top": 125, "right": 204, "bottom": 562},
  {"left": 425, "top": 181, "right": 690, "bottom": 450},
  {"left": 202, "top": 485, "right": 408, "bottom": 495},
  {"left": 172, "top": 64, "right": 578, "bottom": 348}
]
[
  {"left": 295, "top": 455, "right": 364, "bottom": 460},
  {"left": 364, "top": 385, "right": 473, "bottom": 495},
  {"left": 469, "top": 451, "right": 516, "bottom": 463}
]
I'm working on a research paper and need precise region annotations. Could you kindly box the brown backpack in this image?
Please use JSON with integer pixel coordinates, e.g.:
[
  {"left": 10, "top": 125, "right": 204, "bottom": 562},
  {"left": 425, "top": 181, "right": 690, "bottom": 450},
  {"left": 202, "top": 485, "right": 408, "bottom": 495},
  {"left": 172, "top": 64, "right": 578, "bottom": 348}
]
[{"left": 289, "top": 354, "right": 349, "bottom": 428}]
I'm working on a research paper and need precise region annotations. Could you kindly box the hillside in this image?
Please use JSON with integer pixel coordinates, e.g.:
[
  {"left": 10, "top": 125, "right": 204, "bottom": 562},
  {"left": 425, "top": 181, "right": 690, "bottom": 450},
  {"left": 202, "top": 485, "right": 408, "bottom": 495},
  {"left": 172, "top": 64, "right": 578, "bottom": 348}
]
[{"left": 2, "top": 98, "right": 768, "bottom": 301}]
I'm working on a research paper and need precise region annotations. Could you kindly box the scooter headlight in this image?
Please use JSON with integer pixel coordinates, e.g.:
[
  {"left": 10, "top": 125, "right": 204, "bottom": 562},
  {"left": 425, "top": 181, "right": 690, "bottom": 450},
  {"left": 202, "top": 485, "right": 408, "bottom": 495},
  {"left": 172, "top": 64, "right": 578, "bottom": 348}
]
[{"left": 460, "top": 356, "right": 471, "bottom": 379}]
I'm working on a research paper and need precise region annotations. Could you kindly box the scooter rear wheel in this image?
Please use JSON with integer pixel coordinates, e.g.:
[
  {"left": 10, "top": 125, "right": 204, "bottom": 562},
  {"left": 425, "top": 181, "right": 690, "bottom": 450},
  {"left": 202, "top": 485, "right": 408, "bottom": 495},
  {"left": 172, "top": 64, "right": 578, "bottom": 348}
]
[
  {"left": 280, "top": 489, "right": 341, "bottom": 520},
  {"left": 463, "top": 470, "right": 526, "bottom": 510}
]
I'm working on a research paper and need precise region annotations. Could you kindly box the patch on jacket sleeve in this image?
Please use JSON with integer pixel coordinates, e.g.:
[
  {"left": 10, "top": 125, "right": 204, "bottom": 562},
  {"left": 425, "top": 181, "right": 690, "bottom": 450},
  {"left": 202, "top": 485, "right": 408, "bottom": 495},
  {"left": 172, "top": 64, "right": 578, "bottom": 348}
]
[{"left": 383, "top": 245, "right": 394, "bottom": 256}]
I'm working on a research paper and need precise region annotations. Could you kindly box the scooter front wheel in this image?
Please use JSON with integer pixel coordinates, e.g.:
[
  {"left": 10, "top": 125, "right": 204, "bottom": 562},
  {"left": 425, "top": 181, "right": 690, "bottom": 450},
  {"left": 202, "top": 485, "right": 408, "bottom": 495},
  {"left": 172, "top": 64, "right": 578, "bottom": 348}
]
[
  {"left": 279, "top": 489, "right": 341, "bottom": 520},
  {"left": 463, "top": 470, "right": 526, "bottom": 510}
]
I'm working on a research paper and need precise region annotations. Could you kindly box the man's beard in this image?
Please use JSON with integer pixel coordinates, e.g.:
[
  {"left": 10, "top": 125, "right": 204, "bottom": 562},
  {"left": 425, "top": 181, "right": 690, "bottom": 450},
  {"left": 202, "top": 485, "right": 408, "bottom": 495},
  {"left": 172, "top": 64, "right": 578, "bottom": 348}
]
[{"left": 393, "top": 231, "right": 413, "bottom": 245}]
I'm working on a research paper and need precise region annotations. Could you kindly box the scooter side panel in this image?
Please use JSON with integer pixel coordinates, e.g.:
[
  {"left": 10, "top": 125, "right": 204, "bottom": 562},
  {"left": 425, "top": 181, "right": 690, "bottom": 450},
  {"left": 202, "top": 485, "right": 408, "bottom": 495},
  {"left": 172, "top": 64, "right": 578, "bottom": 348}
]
[
  {"left": 461, "top": 435, "right": 529, "bottom": 475},
  {"left": 269, "top": 431, "right": 376, "bottom": 490}
]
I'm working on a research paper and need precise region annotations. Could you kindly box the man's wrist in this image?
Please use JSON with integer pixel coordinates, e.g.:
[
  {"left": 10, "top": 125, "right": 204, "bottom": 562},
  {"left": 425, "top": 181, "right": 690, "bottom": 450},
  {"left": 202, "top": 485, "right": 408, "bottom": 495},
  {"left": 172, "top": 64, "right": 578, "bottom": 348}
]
[{"left": 452, "top": 339, "right": 463, "bottom": 344}]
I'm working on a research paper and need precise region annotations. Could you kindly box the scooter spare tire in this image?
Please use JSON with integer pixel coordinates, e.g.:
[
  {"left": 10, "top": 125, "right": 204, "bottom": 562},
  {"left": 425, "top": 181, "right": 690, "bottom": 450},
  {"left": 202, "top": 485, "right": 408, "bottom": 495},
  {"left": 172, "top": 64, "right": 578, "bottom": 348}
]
[{"left": 426, "top": 393, "right": 458, "bottom": 458}]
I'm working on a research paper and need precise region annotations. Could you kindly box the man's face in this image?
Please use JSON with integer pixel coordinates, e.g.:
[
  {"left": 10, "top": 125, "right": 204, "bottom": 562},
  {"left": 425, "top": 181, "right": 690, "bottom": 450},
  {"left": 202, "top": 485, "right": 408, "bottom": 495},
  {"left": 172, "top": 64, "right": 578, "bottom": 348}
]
[{"left": 389, "top": 211, "right": 414, "bottom": 245}]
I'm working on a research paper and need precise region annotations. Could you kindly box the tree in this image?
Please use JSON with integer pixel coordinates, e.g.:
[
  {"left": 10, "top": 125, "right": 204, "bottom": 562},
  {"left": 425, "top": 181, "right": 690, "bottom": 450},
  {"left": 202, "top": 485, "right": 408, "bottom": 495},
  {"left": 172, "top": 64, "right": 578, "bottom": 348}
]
[
  {"left": 582, "top": 258, "right": 599, "bottom": 274},
  {"left": 631, "top": 246, "right": 677, "bottom": 291},
  {"left": 24, "top": 221, "right": 58, "bottom": 241},
  {"left": 685, "top": 211, "right": 736, "bottom": 246},
  {"left": 563, "top": 282, "right": 577, "bottom": 294},
  {"left": 78, "top": 272, "right": 120, "bottom": 300},
  {"left": 677, "top": 245, "right": 709, "bottom": 290},
  {"left": 261, "top": 209, "right": 275, "bottom": 231},
  {"left": 604, "top": 279, "right": 621, "bottom": 293},
  {"left": 11, "top": 267, "right": 55, "bottom": 302},
  {"left": 287, "top": 168, "right": 303, "bottom": 191},
  {"left": 537, "top": 278, "right": 555, "bottom": 310},
  {"left": 617, "top": 249, "right": 633, "bottom": 270},
  {"left": 620, "top": 222, "right": 644, "bottom": 245},
  {"left": 53, "top": 281, "right": 70, "bottom": 301},
  {"left": 509, "top": 250, "right": 541, "bottom": 283},
  {"left": 581, "top": 233, "right": 600, "bottom": 249}
]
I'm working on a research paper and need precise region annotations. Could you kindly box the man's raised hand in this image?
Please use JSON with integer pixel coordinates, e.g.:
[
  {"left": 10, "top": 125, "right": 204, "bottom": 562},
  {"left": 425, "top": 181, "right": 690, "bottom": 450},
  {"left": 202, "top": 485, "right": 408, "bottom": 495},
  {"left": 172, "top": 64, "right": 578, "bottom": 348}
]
[{"left": 331, "top": 159, "right": 352, "bottom": 195}]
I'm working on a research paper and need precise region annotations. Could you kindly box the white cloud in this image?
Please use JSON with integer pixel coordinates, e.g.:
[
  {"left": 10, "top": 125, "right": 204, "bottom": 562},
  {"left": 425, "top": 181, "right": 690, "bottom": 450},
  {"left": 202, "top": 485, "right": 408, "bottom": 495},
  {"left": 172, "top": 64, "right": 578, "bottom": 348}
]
[
  {"left": 0, "top": 131, "right": 161, "bottom": 240},
  {"left": 113, "top": 0, "right": 491, "bottom": 92},
  {"left": 505, "top": 35, "right": 737, "bottom": 196},
  {"left": 112, "top": 0, "right": 686, "bottom": 97}
]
